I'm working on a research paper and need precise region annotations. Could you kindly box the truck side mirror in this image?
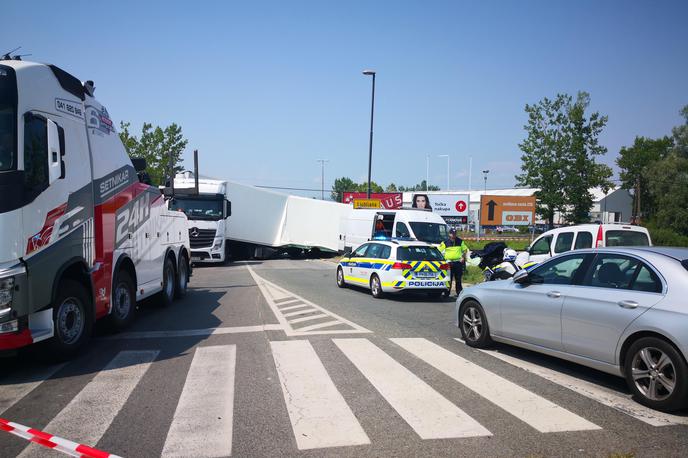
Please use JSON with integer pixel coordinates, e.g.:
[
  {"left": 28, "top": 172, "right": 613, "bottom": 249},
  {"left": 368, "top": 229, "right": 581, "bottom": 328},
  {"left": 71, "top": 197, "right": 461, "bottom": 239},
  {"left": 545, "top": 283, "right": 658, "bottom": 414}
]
[
  {"left": 225, "top": 200, "right": 231, "bottom": 218},
  {"left": 47, "top": 119, "right": 64, "bottom": 184}
]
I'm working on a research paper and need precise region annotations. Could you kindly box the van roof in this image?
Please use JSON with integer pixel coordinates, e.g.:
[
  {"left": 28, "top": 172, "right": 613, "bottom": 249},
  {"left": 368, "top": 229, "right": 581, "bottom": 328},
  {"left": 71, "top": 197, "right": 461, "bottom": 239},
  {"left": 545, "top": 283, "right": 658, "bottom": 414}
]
[{"left": 544, "top": 224, "right": 649, "bottom": 234}]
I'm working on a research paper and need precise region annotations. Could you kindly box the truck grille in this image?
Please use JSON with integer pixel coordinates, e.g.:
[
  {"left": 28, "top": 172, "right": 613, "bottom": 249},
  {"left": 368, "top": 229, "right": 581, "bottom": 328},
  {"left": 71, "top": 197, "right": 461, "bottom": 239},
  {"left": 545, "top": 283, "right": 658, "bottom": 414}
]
[{"left": 189, "top": 228, "right": 216, "bottom": 248}]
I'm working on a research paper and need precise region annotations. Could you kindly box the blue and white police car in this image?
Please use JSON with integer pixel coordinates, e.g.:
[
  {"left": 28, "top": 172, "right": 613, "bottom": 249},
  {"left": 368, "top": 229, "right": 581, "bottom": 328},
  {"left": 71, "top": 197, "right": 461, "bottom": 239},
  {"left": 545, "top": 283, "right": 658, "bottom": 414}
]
[{"left": 336, "top": 239, "right": 450, "bottom": 299}]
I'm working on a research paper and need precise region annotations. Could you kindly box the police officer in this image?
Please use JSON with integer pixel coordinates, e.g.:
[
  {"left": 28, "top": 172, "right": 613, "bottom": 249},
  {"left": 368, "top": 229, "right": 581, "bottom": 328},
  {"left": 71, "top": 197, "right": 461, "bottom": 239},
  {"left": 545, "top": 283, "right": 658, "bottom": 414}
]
[{"left": 439, "top": 229, "right": 469, "bottom": 296}]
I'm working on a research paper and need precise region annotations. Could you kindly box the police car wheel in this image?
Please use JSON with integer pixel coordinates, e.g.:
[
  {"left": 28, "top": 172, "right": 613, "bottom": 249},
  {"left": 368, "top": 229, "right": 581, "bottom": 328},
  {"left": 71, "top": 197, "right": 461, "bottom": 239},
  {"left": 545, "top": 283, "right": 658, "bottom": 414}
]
[
  {"left": 370, "top": 274, "right": 384, "bottom": 299},
  {"left": 459, "top": 300, "right": 492, "bottom": 348},
  {"left": 336, "top": 267, "right": 346, "bottom": 288}
]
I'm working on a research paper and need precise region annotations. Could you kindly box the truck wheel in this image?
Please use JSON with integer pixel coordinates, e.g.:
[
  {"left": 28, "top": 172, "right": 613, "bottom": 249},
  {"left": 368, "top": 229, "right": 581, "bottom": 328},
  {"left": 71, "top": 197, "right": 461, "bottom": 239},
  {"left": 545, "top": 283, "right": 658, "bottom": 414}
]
[
  {"left": 108, "top": 270, "right": 137, "bottom": 330},
  {"left": 175, "top": 254, "right": 189, "bottom": 299},
  {"left": 45, "top": 279, "right": 93, "bottom": 360},
  {"left": 158, "top": 256, "right": 176, "bottom": 307}
]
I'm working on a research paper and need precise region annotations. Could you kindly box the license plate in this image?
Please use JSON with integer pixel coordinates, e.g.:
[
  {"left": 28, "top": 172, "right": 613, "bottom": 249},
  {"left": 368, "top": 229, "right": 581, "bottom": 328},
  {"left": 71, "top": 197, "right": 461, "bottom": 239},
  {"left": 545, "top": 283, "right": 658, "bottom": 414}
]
[
  {"left": 415, "top": 271, "right": 435, "bottom": 278},
  {"left": 191, "top": 256, "right": 202, "bottom": 261}
]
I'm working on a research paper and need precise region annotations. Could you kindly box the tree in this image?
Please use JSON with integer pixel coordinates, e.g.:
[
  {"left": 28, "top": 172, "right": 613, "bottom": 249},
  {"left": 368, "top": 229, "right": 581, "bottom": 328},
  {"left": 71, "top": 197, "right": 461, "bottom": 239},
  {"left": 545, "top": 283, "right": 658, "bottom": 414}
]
[
  {"left": 517, "top": 92, "right": 613, "bottom": 225},
  {"left": 386, "top": 183, "right": 398, "bottom": 192},
  {"left": 616, "top": 136, "right": 673, "bottom": 221},
  {"left": 330, "top": 177, "right": 357, "bottom": 201},
  {"left": 356, "top": 182, "right": 384, "bottom": 193},
  {"left": 119, "top": 121, "right": 188, "bottom": 186},
  {"left": 398, "top": 180, "right": 440, "bottom": 192}
]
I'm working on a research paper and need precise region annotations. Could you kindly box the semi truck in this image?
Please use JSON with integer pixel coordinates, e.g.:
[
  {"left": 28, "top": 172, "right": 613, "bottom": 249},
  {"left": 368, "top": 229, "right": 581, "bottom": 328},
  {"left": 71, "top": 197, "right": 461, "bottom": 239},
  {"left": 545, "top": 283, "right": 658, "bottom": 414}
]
[
  {"left": 0, "top": 58, "right": 191, "bottom": 359},
  {"left": 170, "top": 172, "right": 231, "bottom": 263}
]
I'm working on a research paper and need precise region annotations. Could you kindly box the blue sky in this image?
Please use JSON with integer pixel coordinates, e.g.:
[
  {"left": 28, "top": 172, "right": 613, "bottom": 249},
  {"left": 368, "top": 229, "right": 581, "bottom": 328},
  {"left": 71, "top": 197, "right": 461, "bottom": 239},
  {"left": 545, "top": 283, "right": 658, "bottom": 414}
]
[{"left": 4, "top": 0, "right": 687, "bottom": 197}]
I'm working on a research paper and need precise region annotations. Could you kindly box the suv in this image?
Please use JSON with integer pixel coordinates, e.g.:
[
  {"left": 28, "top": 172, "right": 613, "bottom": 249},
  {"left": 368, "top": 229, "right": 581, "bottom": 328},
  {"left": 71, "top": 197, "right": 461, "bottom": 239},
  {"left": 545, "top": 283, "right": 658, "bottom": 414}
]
[
  {"left": 336, "top": 239, "right": 449, "bottom": 299},
  {"left": 519, "top": 224, "right": 652, "bottom": 264}
]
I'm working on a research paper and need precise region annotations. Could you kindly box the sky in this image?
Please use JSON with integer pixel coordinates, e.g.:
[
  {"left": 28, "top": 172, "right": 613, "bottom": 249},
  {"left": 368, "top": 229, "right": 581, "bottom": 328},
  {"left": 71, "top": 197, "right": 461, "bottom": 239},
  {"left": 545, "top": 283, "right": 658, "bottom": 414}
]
[{"left": 3, "top": 0, "right": 687, "bottom": 198}]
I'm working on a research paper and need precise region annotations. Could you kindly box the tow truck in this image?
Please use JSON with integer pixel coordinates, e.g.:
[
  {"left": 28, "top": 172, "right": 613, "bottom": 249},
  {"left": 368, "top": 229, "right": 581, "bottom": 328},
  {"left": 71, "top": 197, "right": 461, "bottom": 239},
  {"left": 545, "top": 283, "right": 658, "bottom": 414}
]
[{"left": 0, "top": 57, "right": 191, "bottom": 358}]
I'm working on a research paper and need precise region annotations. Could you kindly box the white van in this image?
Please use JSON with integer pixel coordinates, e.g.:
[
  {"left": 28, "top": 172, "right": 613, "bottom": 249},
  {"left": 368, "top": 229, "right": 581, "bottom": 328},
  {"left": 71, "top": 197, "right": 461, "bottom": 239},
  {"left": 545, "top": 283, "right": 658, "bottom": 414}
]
[
  {"left": 519, "top": 224, "right": 652, "bottom": 264},
  {"left": 342, "top": 209, "right": 449, "bottom": 253}
]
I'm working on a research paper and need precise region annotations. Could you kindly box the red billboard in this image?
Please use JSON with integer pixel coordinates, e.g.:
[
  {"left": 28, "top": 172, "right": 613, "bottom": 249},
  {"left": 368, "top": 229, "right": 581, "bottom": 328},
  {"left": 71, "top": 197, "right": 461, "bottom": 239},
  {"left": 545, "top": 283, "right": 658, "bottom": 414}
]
[{"left": 342, "top": 192, "right": 403, "bottom": 209}]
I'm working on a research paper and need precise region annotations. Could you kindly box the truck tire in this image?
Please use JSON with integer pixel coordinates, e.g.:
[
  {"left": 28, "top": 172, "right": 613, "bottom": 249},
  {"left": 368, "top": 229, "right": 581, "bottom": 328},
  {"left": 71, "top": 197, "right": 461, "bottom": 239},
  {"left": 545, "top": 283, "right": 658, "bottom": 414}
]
[
  {"left": 158, "top": 256, "right": 176, "bottom": 307},
  {"left": 45, "top": 279, "right": 93, "bottom": 361},
  {"left": 108, "top": 270, "right": 137, "bottom": 331},
  {"left": 175, "top": 253, "right": 189, "bottom": 299}
]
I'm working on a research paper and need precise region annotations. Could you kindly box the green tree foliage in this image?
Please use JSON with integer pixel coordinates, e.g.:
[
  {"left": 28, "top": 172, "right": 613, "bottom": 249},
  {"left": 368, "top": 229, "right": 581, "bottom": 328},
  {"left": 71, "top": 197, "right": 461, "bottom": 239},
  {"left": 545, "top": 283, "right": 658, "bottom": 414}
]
[
  {"left": 119, "top": 121, "right": 188, "bottom": 186},
  {"left": 330, "top": 177, "right": 357, "bottom": 201},
  {"left": 517, "top": 92, "right": 613, "bottom": 225},
  {"left": 398, "top": 180, "right": 440, "bottom": 192},
  {"left": 616, "top": 136, "right": 673, "bottom": 220},
  {"left": 386, "top": 183, "right": 398, "bottom": 192},
  {"left": 645, "top": 105, "right": 688, "bottom": 237}
]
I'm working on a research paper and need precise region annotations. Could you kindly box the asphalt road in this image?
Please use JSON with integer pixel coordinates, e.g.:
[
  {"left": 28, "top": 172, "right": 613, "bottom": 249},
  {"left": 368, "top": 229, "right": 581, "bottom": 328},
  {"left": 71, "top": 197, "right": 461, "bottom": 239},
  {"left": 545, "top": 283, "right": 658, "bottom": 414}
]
[{"left": 1, "top": 259, "right": 688, "bottom": 457}]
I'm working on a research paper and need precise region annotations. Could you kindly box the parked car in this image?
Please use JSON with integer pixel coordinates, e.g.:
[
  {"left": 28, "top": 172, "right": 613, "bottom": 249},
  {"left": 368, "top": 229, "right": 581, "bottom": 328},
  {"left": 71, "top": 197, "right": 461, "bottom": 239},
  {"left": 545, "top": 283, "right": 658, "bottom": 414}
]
[
  {"left": 336, "top": 239, "right": 449, "bottom": 299},
  {"left": 496, "top": 226, "right": 520, "bottom": 234},
  {"left": 517, "top": 224, "right": 651, "bottom": 265},
  {"left": 455, "top": 247, "right": 688, "bottom": 411}
]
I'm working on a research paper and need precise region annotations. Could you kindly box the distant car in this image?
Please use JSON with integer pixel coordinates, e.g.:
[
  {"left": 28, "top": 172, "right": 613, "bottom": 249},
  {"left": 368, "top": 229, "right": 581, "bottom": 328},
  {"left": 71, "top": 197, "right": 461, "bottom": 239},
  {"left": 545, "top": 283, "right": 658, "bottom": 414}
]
[
  {"left": 496, "top": 226, "right": 520, "bottom": 234},
  {"left": 518, "top": 223, "right": 652, "bottom": 265},
  {"left": 336, "top": 239, "right": 450, "bottom": 299},
  {"left": 455, "top": 247, "right": 688, "bottom": 411}
]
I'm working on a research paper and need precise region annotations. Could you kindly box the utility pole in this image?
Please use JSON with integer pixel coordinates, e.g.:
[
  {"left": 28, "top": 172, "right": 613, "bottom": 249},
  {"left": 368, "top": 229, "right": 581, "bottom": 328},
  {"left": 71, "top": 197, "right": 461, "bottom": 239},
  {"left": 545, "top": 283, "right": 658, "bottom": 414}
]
[
  {"left": 363, "top": 70, "right": 376, "bottom": 198},
  {"left": 426, "top": 154, "right": 429, "bottom": 191},
  {"left": 317, "top": 159, "right": 329, "bottom": 200}
]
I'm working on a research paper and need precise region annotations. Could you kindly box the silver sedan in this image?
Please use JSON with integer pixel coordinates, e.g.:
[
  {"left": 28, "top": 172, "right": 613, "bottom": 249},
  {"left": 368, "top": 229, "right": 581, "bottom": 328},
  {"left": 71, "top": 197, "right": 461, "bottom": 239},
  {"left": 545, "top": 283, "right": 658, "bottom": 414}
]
[{"left": 455, "top": 247, "right": 688, "bottom": 412}]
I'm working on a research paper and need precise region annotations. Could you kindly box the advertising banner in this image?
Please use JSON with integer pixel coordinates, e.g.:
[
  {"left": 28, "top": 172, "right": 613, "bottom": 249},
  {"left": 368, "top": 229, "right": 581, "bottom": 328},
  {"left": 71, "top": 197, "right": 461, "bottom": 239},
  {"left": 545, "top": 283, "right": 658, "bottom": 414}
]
[
  {"left": 352, "top": 198, "right": 381, "bottom": 209},
  {"left": 343, "top": 192, "right": 402, "bottom": 209},
  {"left": 479, "top": 195, "right": 536, "bottom": 226},
  {"left": 410, "top": 193, "right": 470, "bottom": 223}
]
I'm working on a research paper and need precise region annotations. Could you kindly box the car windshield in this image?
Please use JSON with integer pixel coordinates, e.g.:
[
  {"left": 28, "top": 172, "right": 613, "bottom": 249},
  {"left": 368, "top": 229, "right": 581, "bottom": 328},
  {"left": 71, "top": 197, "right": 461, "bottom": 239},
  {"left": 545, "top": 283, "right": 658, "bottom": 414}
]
[
  {"left": 397, "top": 245, "right": 444, "bottom": 261},
  {"left": 605, "top": 230, "right": 650, "bottom": 247},
  {"left": 408, "top": 222, "right": 448, "bottom": 244},
  {"left": 0, "top": 105, "right": 16, "bottom": 171},
  {"left": 170, "top": 197, "right": 223, "bottom": 220}
]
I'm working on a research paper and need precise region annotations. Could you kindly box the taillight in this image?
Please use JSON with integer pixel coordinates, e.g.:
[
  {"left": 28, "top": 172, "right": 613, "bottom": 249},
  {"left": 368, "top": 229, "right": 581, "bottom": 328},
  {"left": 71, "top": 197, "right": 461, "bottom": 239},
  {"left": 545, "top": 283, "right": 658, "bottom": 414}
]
[
  {"left": 439, "top": 263, "right": 449, "bottom": 270},
  {"left": 392, "top": 262, "right": 412, "bottom": 270},
  {"left": 595, "top": 225, "right": 604, "bottom": 248}
]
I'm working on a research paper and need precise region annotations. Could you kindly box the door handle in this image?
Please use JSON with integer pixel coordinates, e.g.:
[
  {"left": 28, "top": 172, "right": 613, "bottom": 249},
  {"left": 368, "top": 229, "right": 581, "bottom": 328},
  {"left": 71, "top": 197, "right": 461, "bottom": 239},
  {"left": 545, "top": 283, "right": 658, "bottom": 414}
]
[
  {"left": 618, "top": 300, "right": 639, "bottom": 309},
  {"left": 547, "top": 291, "right": 561, "bottom": 299}
]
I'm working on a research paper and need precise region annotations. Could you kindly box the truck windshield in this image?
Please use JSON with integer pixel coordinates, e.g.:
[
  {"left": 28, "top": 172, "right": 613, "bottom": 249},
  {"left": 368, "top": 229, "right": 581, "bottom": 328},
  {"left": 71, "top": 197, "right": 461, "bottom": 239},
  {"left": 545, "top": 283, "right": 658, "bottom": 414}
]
[
  {"left": 0, "top": 105, "right": 15, "bottom": 171},
  {"left": 408, "top": 222, "right": 449, "bottom": 244},
  {"left": 170, "top": 197, "right": 223, "bottom": 220}
]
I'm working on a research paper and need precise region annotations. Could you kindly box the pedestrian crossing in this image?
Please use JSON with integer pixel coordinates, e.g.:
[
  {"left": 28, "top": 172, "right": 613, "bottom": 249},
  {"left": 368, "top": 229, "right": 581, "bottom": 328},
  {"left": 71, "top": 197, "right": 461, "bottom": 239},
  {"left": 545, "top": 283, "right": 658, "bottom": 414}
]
[{"left": 1, "top": 337, "right": 685, "bottom": 457}]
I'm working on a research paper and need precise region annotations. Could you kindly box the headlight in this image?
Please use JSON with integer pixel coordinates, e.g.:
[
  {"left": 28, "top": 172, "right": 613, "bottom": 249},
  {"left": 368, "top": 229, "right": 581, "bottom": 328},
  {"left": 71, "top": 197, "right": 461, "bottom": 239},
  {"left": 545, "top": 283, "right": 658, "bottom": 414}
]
[
  {"left": 212, "top": 240, "right": 223, "bottom": 250},
  {"left": 0, "top": 277, "right": 14, "bottom": 309}
]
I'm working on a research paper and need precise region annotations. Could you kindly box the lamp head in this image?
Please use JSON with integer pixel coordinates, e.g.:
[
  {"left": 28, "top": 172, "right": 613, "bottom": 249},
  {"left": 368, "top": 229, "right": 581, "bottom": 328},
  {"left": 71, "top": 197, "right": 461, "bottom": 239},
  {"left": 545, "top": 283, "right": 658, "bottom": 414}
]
[{"left": 362, "top": 69, "right": 376, "bottom": 76}]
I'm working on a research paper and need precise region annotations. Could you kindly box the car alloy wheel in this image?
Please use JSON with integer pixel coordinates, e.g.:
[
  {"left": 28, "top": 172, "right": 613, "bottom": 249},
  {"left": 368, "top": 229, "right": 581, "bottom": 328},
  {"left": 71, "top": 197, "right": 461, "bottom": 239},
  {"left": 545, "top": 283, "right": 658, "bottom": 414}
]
[
  {"left": 371, "top": 275, "right": 383, "bottom": 298},
  {"left": 631, "top": 347, "right": 676, "bottom": 402},
  {"left": 462, "top": 306, "right": 483, "bottom": 342},
  {"left": 336, "top": 267, "right": 346, "bottom": 288}
]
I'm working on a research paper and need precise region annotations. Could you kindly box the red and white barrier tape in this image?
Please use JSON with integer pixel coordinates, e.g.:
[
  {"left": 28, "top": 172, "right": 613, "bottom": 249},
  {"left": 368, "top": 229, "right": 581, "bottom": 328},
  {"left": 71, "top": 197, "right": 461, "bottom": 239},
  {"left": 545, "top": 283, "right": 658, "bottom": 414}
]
[{"left": 0, "top": 418, "right": 122, "bottom": 458}]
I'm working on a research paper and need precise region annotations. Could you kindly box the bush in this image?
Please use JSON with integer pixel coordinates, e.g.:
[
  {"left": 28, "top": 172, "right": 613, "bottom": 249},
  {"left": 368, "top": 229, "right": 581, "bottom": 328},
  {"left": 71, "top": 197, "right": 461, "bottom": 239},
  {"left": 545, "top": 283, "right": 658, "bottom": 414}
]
[{"left": 646, "top": 224, "right": 688, "bottom": 247}]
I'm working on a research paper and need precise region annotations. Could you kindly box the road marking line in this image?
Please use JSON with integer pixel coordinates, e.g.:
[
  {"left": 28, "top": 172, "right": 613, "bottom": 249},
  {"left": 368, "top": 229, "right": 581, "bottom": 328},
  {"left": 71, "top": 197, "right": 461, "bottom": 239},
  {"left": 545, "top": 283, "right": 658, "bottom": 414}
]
[
  {"left": 283, "top": 308, "right": 319, "bottom": 318},
  {"left": 162, "top": 345, "right": 236, "bottom": 458},
  {"left": 334, "top": 338, "right": 491, "bottom": 439},
  {"left": 276, "top": 299, "right": 302, "bottom": 308},
  {"left": 274, "top": 297, "right": 296, "bottom": 303},
  {"left": 18, "top": 351, "right": 158, "bottom": 458},
  {"left": 288, "top": 313, "right": 329, "bottom": 324},
  {"left": 453, "top": 339, "right": 688, "bottom": 427},
  {"left": 0, "top": 364, "right": 65, "bottom": 415},
  {"left": 247, "top": 265, "right": 370, "bottom": 336},
  {"left": 102, "top": 324, "right": 284, "bottom": 340},
  {"left": 279, "top": 303, "right": 310, "bottom": 312},
  {"left": 270, "top": 340, "right": 370, "bottom": 450},
  {"left": 393, "top": 338, "right": 599, "bottom": 432},
  {"left": 294, "top": 320, "right": 341, "bottom": 332}
]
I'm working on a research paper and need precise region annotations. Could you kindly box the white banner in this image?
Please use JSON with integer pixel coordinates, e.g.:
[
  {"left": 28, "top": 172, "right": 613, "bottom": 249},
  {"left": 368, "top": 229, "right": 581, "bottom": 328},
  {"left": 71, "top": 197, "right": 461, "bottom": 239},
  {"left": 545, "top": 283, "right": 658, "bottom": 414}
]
[{"left": 411, "top": 193, "right": 470, "bottom": 217}]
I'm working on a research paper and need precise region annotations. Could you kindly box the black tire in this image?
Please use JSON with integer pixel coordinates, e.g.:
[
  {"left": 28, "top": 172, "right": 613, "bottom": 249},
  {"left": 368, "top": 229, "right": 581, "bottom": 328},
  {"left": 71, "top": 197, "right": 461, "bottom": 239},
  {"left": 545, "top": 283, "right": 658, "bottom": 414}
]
[
  {"left": 175, "top": 253, "right": 189, "bottom": 299},
  {"left": 459, "top": 300, "right": 492, "bottom": 348},
  {"left": 623, "top": 337, "right": 688, "bottom": 412},
  {"left": 44, "top": 279, "right": 93, "bottom": 361},
  {"left": 336, "top": 267, "right": 346, "bottom": 288},
  {"left": 108, "top": 270, "right": 137, "bottom": 330},
  {"left": 158, "top": 256, "right": 176, "bottom": 307},
  {"left": 370, "top": 274, "right": 384, "bottom": 299}
]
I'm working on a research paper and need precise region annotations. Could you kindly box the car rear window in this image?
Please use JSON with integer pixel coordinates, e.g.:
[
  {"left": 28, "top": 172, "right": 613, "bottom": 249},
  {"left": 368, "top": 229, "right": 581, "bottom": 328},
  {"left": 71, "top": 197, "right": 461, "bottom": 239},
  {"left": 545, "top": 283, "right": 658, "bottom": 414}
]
[
  {"left": 605, "top": 230, "right": 650, "bottom": 247},
  {"left": 682, "top": 260, "right": 688, "bottom": 272},
  {"left": 397, "top": 246, "right": 444, "bottom": 261}
]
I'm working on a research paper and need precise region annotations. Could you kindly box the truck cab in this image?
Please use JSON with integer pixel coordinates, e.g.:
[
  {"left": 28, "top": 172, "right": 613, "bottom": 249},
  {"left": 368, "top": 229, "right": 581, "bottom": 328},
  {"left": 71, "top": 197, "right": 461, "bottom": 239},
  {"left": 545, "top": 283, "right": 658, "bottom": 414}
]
[
  {"left": 170, "top": 173, "right": 231, "bottom": 263},
  {"left": 0, "top": 59, "right": 191, "bottom": 358}
]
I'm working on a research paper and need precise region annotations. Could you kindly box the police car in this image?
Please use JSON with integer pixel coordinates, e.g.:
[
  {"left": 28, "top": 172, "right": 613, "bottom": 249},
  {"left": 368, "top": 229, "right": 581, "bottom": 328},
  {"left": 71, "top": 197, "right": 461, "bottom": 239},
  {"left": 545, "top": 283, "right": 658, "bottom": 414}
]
[{"left": 336, "top": 239, "right": 450, "bottom": 299}]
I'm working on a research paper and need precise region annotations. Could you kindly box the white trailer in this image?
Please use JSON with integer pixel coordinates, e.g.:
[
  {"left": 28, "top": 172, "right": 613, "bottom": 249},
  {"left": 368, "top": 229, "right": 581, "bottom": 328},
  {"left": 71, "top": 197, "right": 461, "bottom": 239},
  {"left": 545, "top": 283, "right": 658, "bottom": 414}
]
[{"left": 171, "top": 173, "right": 231, "bottom": 263}]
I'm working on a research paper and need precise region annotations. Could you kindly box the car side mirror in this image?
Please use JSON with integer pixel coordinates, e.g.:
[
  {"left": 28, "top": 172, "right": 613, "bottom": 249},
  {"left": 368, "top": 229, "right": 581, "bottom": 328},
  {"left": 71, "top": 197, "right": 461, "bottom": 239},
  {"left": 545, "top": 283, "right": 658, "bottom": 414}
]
[
  {"left": 47, "top": 119, "right": 64, "bottom": 184},
  {"left": 513, "top": 269, "right": 530, "bottom": 285}
]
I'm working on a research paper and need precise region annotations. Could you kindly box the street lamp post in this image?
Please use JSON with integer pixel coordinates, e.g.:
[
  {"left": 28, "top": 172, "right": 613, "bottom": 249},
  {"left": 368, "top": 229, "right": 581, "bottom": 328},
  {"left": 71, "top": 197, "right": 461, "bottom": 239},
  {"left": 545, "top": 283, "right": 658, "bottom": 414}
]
[
  {"left": 482, "top": 169, "right": 489, "bottom": 194},
  {"left": 317, "top": 159, "right": 329, "bottom": 200},
  {"left": 438, "top": 154, "right": 449, "bottom": 190},
  {"left": 426, "top": 154, "right": 429, "bottom": 191},
  {"left": 363, "top": 69, "right": 376, "bottom": 198}
]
